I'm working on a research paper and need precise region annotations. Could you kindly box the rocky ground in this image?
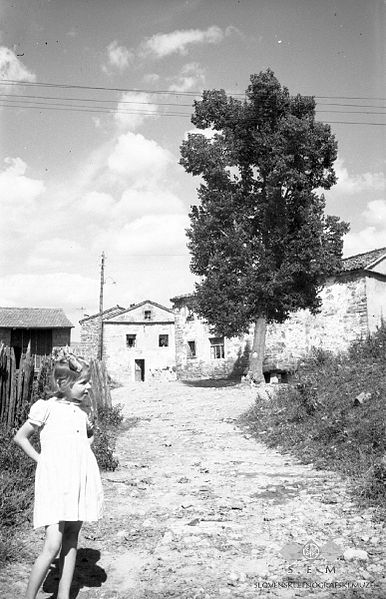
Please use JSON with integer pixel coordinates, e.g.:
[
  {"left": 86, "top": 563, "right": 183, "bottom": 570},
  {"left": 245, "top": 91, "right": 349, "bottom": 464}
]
[{"left": 1, "top": 380, "right": 385, "bottom": 598}]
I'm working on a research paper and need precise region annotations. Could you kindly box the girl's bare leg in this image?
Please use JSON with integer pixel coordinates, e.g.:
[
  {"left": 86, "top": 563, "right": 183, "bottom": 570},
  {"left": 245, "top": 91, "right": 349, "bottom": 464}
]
[
  {"left": 57, "top": 521, "right": 83, "bottom": 599},
  {"left": 25, "top": 522, "right": 64, "bottom": 599}
]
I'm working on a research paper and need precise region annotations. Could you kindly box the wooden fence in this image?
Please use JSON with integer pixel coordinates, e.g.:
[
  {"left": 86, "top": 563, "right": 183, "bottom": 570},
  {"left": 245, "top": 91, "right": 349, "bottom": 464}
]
[
  {"left": 0, "top": 343, "right": 111, "bottom": 430},
  {"left": 89, "top": 359, "right": 112, "bottom": 413},
  {"left": 0, "top": 343, "right": 35, "bottom": 430}
]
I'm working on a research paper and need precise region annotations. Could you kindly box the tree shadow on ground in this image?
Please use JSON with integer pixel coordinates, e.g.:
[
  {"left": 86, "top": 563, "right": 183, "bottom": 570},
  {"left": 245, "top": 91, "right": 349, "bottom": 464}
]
[
  {"left": 42, "top": 547, "right": 107, "bottom": 599},
  {"left": 182, "top": 378, "right": 241, "bottom": 388}
]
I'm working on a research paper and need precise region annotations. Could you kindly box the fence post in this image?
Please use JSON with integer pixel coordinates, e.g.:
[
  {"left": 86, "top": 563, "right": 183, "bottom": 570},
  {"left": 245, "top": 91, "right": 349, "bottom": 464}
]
[{"left": 7, "top": 348, "right": 17, "bottom": 428}]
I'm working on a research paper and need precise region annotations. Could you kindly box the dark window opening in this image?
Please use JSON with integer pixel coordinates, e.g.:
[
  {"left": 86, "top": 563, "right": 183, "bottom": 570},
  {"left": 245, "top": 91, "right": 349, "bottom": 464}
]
[
  {"left": 159, "top": 334, "right": 169, "bottom": 347},
  {"left": 209, "top": 337, "right": 225, "bottom": 359},
  {"left": 126, "top": 334, "right": 136, "bottom": 348},
  {"left": 187, "top": 340, "right": 196, "bottom": 358},
  {"left": 144, "top": 310, "right": 152, "bottom": 321},
  {"left": 135, "top": 359, "right": 145, "bottom": 381}
]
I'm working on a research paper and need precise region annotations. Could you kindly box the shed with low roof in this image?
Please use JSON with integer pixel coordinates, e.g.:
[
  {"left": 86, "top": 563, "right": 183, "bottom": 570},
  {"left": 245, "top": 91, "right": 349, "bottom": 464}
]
[{"left": 0, "top": 307, "right": 73, "bottom": 366}]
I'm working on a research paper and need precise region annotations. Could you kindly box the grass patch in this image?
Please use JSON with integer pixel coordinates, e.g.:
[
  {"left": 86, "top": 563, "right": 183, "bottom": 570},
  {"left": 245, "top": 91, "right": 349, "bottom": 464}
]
[
  {"left": 239, "top": 324, "right": 386, "bottom": 513},
  {"left": 0, "top": 426, "right": 38, "bottom": 563}
]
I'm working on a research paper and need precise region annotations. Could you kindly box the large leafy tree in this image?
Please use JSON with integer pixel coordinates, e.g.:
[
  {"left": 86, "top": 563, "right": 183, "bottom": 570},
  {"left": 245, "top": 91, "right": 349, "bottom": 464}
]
[{"left": 180, "top": 69, "right": 349, "bottom": 382}]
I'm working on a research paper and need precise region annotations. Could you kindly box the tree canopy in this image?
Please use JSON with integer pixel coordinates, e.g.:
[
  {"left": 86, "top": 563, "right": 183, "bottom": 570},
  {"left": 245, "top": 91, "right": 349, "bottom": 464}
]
[{"left": 180, "top": 69, "right": 349, "bottom": 377}]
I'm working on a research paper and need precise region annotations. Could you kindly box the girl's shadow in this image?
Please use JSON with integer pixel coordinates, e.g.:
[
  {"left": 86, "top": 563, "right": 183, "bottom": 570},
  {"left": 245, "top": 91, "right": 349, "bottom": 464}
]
[{"left": 43, "top": 547, "right": 107, "bottom": 599}]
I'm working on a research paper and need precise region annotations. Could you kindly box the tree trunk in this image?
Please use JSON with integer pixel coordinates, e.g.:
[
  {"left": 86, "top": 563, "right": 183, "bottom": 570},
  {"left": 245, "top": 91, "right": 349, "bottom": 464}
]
[{"left": 248, "top": 316, "right": 267, "bottom": 383}]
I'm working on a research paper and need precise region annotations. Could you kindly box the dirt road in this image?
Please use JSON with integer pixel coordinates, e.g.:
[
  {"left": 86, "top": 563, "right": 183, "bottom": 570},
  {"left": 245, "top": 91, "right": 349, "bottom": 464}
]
[{"left": 2, "top": 380, "right": 385, "bottom": 598}]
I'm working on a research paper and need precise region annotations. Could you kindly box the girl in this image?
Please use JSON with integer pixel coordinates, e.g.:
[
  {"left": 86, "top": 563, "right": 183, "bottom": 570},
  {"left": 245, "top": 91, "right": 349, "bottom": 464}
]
[{"left": 14, "top": 354, "right": 104, "bottom": 599}]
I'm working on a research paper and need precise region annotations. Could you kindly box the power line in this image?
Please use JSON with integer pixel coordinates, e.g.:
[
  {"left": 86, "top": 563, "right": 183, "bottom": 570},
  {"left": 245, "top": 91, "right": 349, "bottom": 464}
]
[
  {"left": 1, "top": 92, "right": 385, "bottom": 115},
  {"left": 2, "top": 101, "right": 385, "bottom": 125},
  {"left": 0, "top": 91, "right": 196, "bottom": 108},
  {"left": 0, "top": 102, "right": 189, "bottom": 117},
  {"left": 317, "top": 110, "right": 386, "bottom": 116},
  {"left": 0, "top": 78, "right": 208, "bottom": 97},
  {"left": 1, "top": 79, "right": 386, "bottom": 102}
]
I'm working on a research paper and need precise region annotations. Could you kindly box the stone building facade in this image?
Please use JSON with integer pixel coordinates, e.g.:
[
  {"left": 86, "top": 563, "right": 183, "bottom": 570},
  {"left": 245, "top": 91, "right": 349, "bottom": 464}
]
[
  {"left": 81, "top": 300, "right": 176, "bottom": 383},
  {"left": 79, "top": 305, "right": 125, "bottom": 360},
  {"left": 171, "top": 247, "right": 386, "bottom": 381}
]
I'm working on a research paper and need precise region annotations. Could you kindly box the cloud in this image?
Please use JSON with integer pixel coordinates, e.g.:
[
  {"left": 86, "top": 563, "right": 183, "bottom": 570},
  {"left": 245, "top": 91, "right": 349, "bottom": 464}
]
[
  {"left": 103, "top": 40, "right": 133, "bottom": 72},
  {"left": 26, "top": 238, "right": 84, "bottom": 269},
  {"left": 79, "top": 191, "right": 115, "bottom": 216},
  {"left": 343, "top": 199, "right": 386, "bottom": 256},
  {"left": 344, "top": 226, "right": 386, "bottom": 256},
  {"left": 333, "top": 158, "right": 385, "bottom": 195},
  {"left": 114, "top": 91, "right": 159, "bottom": 131},
  {"left": 0, "top": 46, "right": 36, "bottom": 83},
  {"left": 105, "top": 214, "right": 190, "bottom": 256},
  {"left": 0, "top": 272, "right": 97, "bottom": 311},
  {"left": 115, "top": 188, "right": 184, "bottom": 220},
  {"left": 143, "top": 73, "right": 160, "bottom": 85},
  {"left": 140, "top": 25, "right": 229, "bottom": 58},
  {"left": 362, "top": 199, "right": 386, "bottom": 225},
  {"left": 108, "top": 131, "right": 173, "bottom": 184},
  {"left": 0, "top": 157, "right": 45, "bottom": 231},
  {"left": 168, "top": 62, "right": 205, "bottom": 92}
]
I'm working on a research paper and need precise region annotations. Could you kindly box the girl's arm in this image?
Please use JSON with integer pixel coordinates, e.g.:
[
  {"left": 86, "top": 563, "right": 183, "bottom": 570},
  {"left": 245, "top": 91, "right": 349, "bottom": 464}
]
[
  {"left": 14, "top": 422, "right": 40, "bottom": 463},
  {"left": 88, "top": 434, "right": 94, "bottom": 446}
]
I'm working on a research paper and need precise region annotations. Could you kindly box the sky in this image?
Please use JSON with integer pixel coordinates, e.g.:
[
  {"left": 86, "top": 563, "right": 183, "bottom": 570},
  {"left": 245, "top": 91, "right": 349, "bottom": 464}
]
[{"left": 0, "top": 0, "right": 385, "bottom": 340}]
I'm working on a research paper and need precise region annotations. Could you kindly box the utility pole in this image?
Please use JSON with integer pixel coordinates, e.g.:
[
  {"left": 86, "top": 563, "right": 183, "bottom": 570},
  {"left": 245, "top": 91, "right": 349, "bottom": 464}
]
[{"left": 98, "top": 251, "right": 105, "bottom": 361}]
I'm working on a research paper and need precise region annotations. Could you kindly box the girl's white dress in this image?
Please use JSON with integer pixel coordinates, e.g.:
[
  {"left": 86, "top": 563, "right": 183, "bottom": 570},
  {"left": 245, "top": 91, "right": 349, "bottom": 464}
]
[{"left": 28, "top": 397, "right": 104, "bottom": 529}]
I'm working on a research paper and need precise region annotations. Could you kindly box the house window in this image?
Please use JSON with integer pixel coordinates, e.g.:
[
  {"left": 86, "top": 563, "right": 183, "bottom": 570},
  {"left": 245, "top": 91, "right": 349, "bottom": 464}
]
[
  {"left": 187, "top": 340, "right": 196, "bottom": 358},
  {"left": 144, "top": 310, "right": 152, "bottom": 321},
  {"left": 159, "top": 334, "right": 169, "bottom": 347},
  {"left": 126, "top": 334, "right": 136, "bottom": 348},
  {"left": 210, "top": 337, "right": 225, "bottom": 359}
]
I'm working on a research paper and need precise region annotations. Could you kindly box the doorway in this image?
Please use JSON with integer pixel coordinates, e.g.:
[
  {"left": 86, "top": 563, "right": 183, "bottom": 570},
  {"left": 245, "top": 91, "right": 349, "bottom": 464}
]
[{"left": 134, "top": 359, "right": 145, "bottom": 382}]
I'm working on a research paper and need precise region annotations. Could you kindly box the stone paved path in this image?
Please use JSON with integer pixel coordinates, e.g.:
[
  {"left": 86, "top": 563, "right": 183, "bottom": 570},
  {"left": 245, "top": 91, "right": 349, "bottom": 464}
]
[{"left": 2, "top": 380, "right": 385, "bottom": 598}]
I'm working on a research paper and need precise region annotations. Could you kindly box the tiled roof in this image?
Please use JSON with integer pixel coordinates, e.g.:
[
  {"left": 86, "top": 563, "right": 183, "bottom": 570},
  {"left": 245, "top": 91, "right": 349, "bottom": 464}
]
[
  {"left": 113, "top": 299, "right": 174, "bottom": 316},
  {"left": 0, "top": 307, "right": 73, "bottom": 328},
  {"left": 342, "top": 247, "right": 386, "bottom": 272},
  {"left": 79, "top": 305, "right": 126, "bottom": 323}
]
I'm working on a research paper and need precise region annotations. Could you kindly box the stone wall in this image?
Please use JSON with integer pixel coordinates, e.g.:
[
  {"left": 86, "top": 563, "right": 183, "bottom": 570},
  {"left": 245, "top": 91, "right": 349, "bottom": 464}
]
[
  {"left": 173, "top": 272, "right": 372, "bottom": 380},
  {"left": 366, "top": 275, "right": 386, "bottom": 333},
  {"left": 80, "top": 316, "right": 102, "bottom": 360},
  {"left": 173, "top": 304, "right": 250, "bottom": 380},
  {"left": 103, "top": 321, "right": 176, "bottom": 383},
  {"left": 265, "top": 273, "right": 369, "bottom": 362}
]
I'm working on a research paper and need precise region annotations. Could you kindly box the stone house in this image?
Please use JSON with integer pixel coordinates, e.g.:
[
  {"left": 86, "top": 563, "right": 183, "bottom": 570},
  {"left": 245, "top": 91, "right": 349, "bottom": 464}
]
[
  {"left": 80, "top": 305, "right": 126, "bottom": 360},
  {"left": 0, "top": 307, "right": 73, "bottom": 367},
  {"left": 81, "top": 300, "right": 176, "bottom": 383},
  {"left": 171, "top": 247, "right": 386, "bottom": 381}
]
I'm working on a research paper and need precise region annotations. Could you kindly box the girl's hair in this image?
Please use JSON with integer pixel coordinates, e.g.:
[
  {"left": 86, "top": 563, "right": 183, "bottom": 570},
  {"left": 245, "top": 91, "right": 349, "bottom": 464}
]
[{"left": 52, "top": 358, "right": 90, "bottom": 399}]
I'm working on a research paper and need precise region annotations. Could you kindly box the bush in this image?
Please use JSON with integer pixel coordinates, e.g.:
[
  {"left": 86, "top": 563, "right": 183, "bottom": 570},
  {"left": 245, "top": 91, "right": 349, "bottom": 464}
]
[
  {"left": 97, "top": 403, "right": 124, "bottom": 428},
  {"left": 240, "top": 323, "right": 386, "bottom": 510},
  {"left": 92, "top": 427, "right": 119, "bottom": 472},
  {"left": 92, "top": 404, "right": 124, "bottom": 472}
]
